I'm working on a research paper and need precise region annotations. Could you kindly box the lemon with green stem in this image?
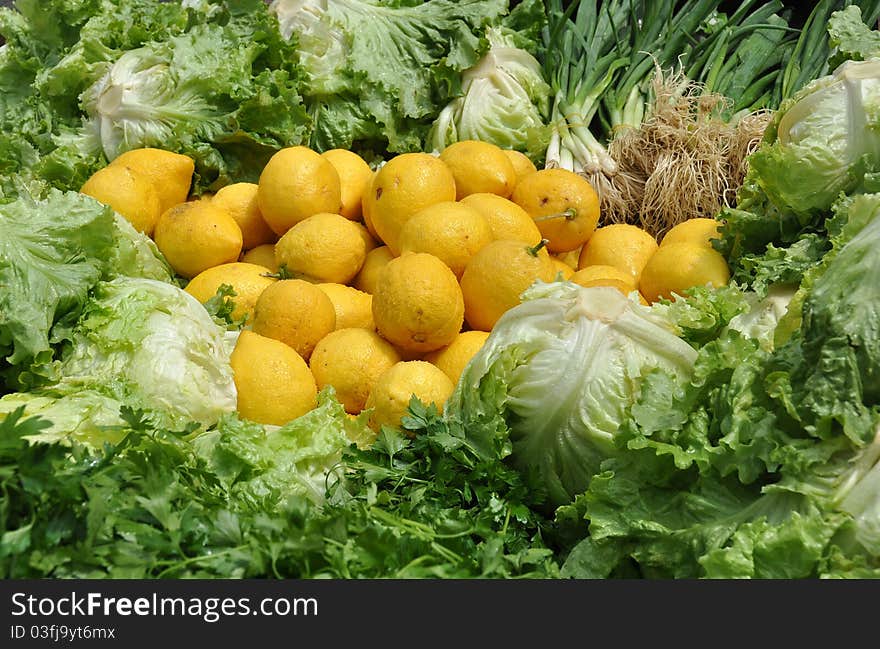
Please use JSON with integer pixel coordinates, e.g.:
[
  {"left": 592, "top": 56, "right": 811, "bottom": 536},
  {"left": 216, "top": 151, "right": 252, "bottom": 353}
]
[
  {"left": 511, "top": 168, "right": 601, "bottom": 253},
  {"left": 459, "top": 238, "right": 556, "bottom": 332}
]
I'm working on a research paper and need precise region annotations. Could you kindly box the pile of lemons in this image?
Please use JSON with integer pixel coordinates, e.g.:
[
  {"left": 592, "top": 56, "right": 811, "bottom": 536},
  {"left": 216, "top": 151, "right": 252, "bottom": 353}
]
[{"left": 79, "top": 141, "right": 730, "bottom": 438}]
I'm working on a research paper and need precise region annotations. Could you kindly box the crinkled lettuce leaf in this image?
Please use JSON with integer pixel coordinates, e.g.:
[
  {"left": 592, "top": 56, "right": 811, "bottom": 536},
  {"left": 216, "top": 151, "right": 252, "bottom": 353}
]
[
  {"left": 192, "top": 389, "right": 361, "bottom": 507},
  {"left": 270, "top": 0, "right": 508, "bottom": 153},
  {"left": 0, "top": 185, "right": 115, "bottom": 373},
  {"left": 1, "top": 0, "right": 310, "bottom": 192},
  {"left": 559, "top": 199, "right": 880, "bottom": 578},
  {"left": 0, "top": 181, "right": 173, "bottom": 391},
  {"left": 828, "top": 5, "right": 880, "bottom": 70},
  {"left": 1, "top": 277, "right": 237, "bottom": 446}
]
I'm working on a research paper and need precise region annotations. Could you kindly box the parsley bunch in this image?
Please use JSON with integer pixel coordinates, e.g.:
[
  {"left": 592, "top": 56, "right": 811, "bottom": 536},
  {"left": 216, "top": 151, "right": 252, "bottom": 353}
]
[{"left": 1, "top": 402, "right": 561, "bottom": 578}]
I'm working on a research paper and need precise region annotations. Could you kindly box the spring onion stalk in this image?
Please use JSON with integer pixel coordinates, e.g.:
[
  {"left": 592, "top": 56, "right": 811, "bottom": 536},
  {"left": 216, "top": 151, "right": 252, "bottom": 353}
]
[
  {"left": 778, "top": 0, "right": 880, "bottom": 103},
  {"left": 541, "top": 0, "right": 632, "bottom": 175}
]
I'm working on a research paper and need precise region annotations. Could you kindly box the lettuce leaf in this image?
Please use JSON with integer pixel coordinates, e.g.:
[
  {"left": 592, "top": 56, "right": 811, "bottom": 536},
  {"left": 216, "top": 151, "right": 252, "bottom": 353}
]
[
  {"left": 270, "top": 0, "right": 508, "bottom": 153},
  {"left": 0, "top": 0, "right": 310, "bottom": 192},
  {"left": 448, "top": 281, "right": 698, "bottom": 507},
  {"left": 559, "top": 199, "right": 880, "bottom": 578},
  {"left": 1, "top": 277, "right": 237, "bottom": 446}
]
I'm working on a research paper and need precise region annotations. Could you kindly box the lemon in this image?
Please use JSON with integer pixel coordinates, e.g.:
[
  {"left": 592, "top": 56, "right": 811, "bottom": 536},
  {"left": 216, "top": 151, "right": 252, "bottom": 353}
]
[
  {"left": 316, "top": 283, "right": 375, "bottom": 330},
  {"left": 184, "top": 262, "right": 277, "bottom": 324},
  {"left": 365, "top": 360, "right": 455, "bottom": 433},
  {"left": 372, "top": 252, "right": 464, "bottom": 354},
  {"left": 570, "top": 263, "right": 637, "bottom": 290},
  {"left": 80, "top": 164, "right": 162, "bottom": 236},
  {"left": 210, "top": 182, "right": 276, "bottom": 251},
  {"left": 230, "top": 330, "right": 317, "bottom": 426},
  {"left": 659, "top": 217, "right": 723, "bottom": 249},
  {"left": 321, "top": 148, "right": 374, "bottom": 221},
  {"left": 251, "top": 279, "right": 337, "bottom": 361},
  {"left": 362, "top": 152, "right": 456, "bottom": 254},
  {"left": 398, "top": 201, "right": 494, "bottom": 278},
  {"left": 550, "top": 257, "right": 575, "bottom": 280},
  {"left": 555, "top": 247, "right": 582, "bottom": 270},
  {"left": 152, "top": 199, "right": 243, "bottom": 279},
  {"left": 439, "top": 140, "right": 518, "bottom": 200},
  {"left": 459, "top": 192, "right": 543, "bottom": 244},
  {"left": 511, "top": 168, "right": 601, "bottom": 253},
  {"left": 109, "top": 147, "right": 195, "bottom": 215},
  {"left": 239, "top": 243, "right": 279, "bottom": 273},
  {"left": 639, "top": 242, "right": 731, "bottom": 304},
  {"left": 577, "top": 223, "right": 658, "bottom": 285},
  {"left": 274, "top": 212, "right": 371, "bottom": 284},
  {"left": 423, "top": 329, "right": 490, "bottom": 385},
  {"left": 257, "top": 145, "right": 342, "bottom": 236},
  {"left": 502, "top": 149, "right": 538, "bottom": 187},
  {"left": 352, "top": 245, "right": 395, "bottom": 295},
  {"left": 360, "top": 168, "right": 381, "bottom": 241},
  {"left": 459, "top": 238, "right": 556, "bottom": 332},
  {"left": 310, "top": 328, "right": 401, "bottom": 414}
]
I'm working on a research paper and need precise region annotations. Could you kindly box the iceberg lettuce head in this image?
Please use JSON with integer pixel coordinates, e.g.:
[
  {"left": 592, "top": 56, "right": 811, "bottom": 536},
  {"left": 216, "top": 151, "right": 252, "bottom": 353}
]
[
  {"left": 748, "top": 59, "right": 880, "bottom": 218},
  {"left": 446, "top": 282, "right": 698, "bottom": 506}
]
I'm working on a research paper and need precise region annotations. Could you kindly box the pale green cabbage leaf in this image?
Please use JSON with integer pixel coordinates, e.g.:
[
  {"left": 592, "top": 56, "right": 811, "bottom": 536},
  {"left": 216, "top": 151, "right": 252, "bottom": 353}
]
[
  {"left": 447, "top": 281, "right": 698, "bottom": 506},
  {"left": 0, "top": 277, "right": 238, "bottom": 447}
]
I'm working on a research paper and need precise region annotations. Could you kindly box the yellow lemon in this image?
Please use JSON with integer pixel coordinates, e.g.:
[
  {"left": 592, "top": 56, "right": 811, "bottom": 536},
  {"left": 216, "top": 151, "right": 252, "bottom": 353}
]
[
  {"left": 439, "top": 140, "right": 517, "bottom": 200},
  {"left": 152, "top": 199, "right": 243, "bottom": 279},
  {"left": 240, "top": 243, "right": 279, "bottom": 273},
  {"left": 423, "top": 329, "right": 490, "bottom": 385},
  {"left": 503, "top": 149, "right": 538, "bottom": 187},
  {"left": 184, "top": 262, "right": 277, "bottom": 324},
  {"left": 109, "top": 147, "right": 195, "bottom": 215},
  {"left": 639, "top": 242, "right": 731, "bottom": 304},
  {"left": 570, "top": 263, "right": 638, "bottom": 290},
  {"left": 352, "top": 245, "right": 395, "bottom": 295},
  {"left": 251, "top": 279, "right": 337, "bottom": 361},
  {"left": 362, "top": 153, "right": 456, "bottom": 254},
  {"left": 398, "top": 201, "right": 494, "bottom": 279},
  {"left": 550, "top": 257, "right": 575, "bottom": 280},
  {"left": 459, "top": 192, "right": 543, "bottom": 244},
  {"left": 360, "top": 168, "right": 381, "bottom": 241},
  {"left": 555, "top": 247, "right": 582, "bottom": 270},
  {"left": 577, "top": 223, "right": 659, "bottom": 285},
  {"left": 459, "top": 238, "right": 556, "bottom": 332},
  {"left": 230, "top": 330, "right": 317, "bottom": 426},
  {"left": 316, "top": 283, "right": 375, "bottom": 330},
  {"left": 274, "top": 212, "right": 371, "bottom": 284},
  {"left": 310, "top": 328, "right": 401, "bottom": 414},
  {"left": 511, "top": 168, "right": 601, "bottom": 253},
  {"left": 210, "top": 182, "right": 276, "bottom": 251},
  {"left": 372, "top": 252, "right": 464, "bottom": 354},
  {"left": 365, "top": 360, "right": 455, "bottom": 433},
  {"left": 80, "top": 164, "right": 162, "bottom": 236},
  {"left": 257, "top": 145, "right": 342, "bottom": 236},
  {"left": 659, "top": 217, "right": 723, "bottom": 249},
  {"left": 321, "top": 148, "right": 374, "bottom": 221}
]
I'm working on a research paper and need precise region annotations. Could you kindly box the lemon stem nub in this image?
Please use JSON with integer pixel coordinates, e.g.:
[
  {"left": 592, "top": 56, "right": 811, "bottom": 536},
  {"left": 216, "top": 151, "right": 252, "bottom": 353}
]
[
  {"left": 532, "top": 208, "right": 577, "bottom": 223},
  {"left": 527, "top": 239, "right": 549, "bottom": 257}
]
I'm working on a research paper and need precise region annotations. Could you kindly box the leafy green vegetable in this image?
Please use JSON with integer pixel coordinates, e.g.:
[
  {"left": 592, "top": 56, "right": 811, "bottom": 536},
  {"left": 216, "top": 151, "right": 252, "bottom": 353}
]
[
  {"left": 557, "top": 193, "right": 880, "bottom": 578},
  {"left": 748, "top": 58, "right": 880, "bottom": 218},
  {"left": 0, "top": 182, "right": 171, "bottom": 392},
  {"left": 0, "top": 277, "right": 237, "bottom": 446},
  {"left": 427, "top": 0, "right": 551, "bottom": 154},
  {"left": 828, "top": 5, "right": 880, "bottom": 69},
  {"left": 270, "top": 0, "right": 508, "bottom": 153},
  {"left": 448, "top": 281, "right": 698, "bottom": 507},
  {"left": 0, "top": 396, "right": 558, "bottom": 578},
  {"left": 0, "top": 0, "right": 310, "bottom": 192}
]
